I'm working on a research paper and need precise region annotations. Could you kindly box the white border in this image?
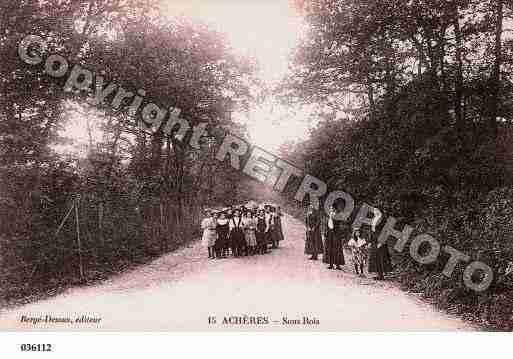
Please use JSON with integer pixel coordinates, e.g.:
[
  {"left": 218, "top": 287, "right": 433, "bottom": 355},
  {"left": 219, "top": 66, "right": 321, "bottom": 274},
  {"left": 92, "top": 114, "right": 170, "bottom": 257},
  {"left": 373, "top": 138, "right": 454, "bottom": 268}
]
[{"left": 1, "top": 332, "right": 511, "bottom": 359}]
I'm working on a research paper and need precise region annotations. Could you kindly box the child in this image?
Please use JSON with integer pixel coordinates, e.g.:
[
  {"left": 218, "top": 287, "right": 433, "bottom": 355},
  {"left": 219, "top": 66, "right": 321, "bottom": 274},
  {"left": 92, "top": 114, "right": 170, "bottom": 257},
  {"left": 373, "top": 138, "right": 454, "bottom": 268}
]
[
  {"left": 216, "top": 212, "right": 230, "bottom": 258},
  {"left": 348, "top": 228, "right": 367, "bottom": 276},
  {"left": 201, "top": 209, "right": 217, "bottom": 259},
  {"left": 242, "top": 211, "right": 257, "bottom": 255},
  {"left": 256, "top": 209, "right": 267, "bottom": 254},
  {"left": 229, "top": 209, "right": 245, "bottom": 257}
]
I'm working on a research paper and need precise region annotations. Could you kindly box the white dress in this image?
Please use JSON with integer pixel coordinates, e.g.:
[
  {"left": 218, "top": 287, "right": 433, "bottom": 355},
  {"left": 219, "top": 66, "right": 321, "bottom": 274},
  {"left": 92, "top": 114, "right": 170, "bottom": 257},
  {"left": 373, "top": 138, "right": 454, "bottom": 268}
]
[
  {"left": 242, "top": 217, "right": 257, "bottom": 246},
  {"left": 201, "top": 217, "right": 217, "bottom": 248}
]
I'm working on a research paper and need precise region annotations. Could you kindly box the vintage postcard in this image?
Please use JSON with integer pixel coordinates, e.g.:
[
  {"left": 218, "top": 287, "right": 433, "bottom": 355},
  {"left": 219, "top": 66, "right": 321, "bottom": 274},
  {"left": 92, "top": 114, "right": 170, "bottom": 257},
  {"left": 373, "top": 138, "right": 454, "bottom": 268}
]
[{"left": 1, "top": 0, "right": 512, "bottom": 340}]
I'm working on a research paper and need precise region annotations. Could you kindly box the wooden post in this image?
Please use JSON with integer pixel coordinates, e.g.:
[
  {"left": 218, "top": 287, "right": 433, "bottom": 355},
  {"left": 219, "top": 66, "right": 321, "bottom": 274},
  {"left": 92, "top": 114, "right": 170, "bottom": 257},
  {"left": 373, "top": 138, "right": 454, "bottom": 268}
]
[
  {"left": 98, "top": 201, "right": 104, "bottom": 247},
  {"left": 75, "top": 196, "right": 85, "bottom": 282},
  {"left": 53, "top": 200, "right": 75, "bottom": 239},
  {"left": 175, "top": 206, "right": 181, "bottom": 244},
  {"left": 160, "top": 201, "right": 166, "bottom": 252}
]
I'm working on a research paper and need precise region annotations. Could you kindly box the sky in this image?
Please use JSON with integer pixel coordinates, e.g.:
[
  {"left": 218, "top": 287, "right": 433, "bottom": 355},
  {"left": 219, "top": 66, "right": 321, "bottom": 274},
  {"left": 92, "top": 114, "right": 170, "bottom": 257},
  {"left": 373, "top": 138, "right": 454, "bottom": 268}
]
[
  {"left": 59, "top": 0, "right": 311, "bottom": 154},
  {"left": 160, "top": 0, "right": 311, "bottom": 151},
  {"left": 59, "top": 1, "right": 513, "bottom": 154},
  {"left": 162, "top": 0, "right": 304, "bottom": 83}
]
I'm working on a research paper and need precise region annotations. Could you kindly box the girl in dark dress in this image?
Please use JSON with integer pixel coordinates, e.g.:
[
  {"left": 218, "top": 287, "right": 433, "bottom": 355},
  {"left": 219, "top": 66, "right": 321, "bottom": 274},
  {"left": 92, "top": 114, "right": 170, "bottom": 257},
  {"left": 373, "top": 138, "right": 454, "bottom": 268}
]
[
  {"left": 216, "top": 212, "right": 230, "bottom": 258},
  {"left": 272, "top": 207, "right": 285, "bottom": 248},
  {"left": 367, "top": 225, "right": 392, "bottom": 280},
  {"left": 264, "top": 206, "right": 273, "bottom": 252},
  {"left": 305, "top": 205, "right": 323, "bottom": 260},
  {"left": 229, "top": 209, "right": 245, "bottom": 257},
  {"left": 224, "top": 209, "right": 233, "bottom": 256},
  {"left": 269, "top": 207, "right": 278, "bottom": 249},
  {"left": 325, "top": 206, "right": 345, "bottom": 270},
  {"left": 256, "top": 209, "right": 267, "bottom": 255}
]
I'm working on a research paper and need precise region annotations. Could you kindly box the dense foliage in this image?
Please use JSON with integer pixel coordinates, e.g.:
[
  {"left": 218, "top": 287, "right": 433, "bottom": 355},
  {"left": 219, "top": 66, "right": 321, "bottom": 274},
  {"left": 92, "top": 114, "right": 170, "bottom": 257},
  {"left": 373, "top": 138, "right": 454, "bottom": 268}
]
[
  {"left": 279, "top": 0, "right": 513, "bottom": 330},
  {"left": 0, "top": 0, "right": 254, "bottom": 306}
]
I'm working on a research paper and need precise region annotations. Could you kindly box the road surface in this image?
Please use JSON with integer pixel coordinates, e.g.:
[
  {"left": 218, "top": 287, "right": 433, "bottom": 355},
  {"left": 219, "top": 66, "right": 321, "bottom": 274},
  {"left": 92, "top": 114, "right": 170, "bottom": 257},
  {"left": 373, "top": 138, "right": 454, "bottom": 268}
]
[{"left": 0, "top": 214, "right": 475, "bottom": 331}]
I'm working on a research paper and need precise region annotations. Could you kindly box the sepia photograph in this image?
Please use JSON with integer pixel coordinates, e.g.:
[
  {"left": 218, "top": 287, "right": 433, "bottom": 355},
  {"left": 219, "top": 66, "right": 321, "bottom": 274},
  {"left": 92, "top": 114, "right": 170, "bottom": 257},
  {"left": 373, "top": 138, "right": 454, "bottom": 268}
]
[{"left": 1, "top": 0, "right": 512, "bottom": 346}]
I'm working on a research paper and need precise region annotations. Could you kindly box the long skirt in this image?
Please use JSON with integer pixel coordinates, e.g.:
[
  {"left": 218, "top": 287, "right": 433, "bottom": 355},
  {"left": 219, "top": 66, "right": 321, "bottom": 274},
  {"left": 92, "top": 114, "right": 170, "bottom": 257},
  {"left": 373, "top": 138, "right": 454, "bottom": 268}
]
[
  {"left": 245, "top": 229, "right": 257, "bottom": 246},
  {"left": 325, "top": 229, "right": 345, "bottom": 265},
  {"left": 275, "top": 219, "right": 285, "bottom": 241},
  {"left": 202, "top": 229, "right": 217, "bottom": 248},
  {"left": 324, "top": 224, "right": 349, "bottom": 263},
  {"left": 272, "top": 225, "right": 284, "bottom": 244},
  {"left": 216, "top": 228, "right": 229, "bottom": 253},
  {"left": 368, "top": 242, "right": 392, "bottom": 274},
  {"left": 265, "top": 230, "right": 273, "bottom": 246},
  {"left": 305, "top": 228, "right": 323, "bottom": 255},
  {"left": 230, "top": 228, "right": 245, "bottom": 248},
  {"left": 256, "top": 231, "right": 266, "bottom": 246},
  {"left": 323, "top": 237, "right": 330, "bottom": 264}
]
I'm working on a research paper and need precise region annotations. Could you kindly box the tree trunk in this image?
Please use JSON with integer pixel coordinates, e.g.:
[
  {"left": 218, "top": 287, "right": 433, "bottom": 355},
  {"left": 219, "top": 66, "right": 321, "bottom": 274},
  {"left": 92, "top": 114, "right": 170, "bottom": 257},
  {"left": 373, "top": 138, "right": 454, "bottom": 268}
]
[
  {"left": 151, "top": 131, "right": 163, "bottom": 177},
  {"left": 98, "top": 202, "right": 104, "bottom": 247},
  {"left": 451, "top": 0, "right": 464, "bottom": 130},
  {"left": 367, "top": 74, "right": 375, "bottom": 118},
  {"left": 490, "top": 0, "right": 504, "bottom": 137}
]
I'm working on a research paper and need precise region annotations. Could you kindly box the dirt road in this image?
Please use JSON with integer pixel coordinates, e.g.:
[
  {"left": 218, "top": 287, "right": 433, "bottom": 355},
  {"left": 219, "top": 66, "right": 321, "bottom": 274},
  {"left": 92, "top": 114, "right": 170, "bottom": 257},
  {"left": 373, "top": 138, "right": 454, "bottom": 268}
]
[{"left": 0, "top": 214, "right": 475, "bottom": 331}]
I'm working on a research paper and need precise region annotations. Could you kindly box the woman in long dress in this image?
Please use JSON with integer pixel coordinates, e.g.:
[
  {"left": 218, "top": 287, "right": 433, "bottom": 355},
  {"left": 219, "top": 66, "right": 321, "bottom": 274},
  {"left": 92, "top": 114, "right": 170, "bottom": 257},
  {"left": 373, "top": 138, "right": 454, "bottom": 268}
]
[
  {"left": 242, "top": 211, "right": 257, "bottom": 255},
  {"left": 201, "top": 210, "right": 217, "bottom": 259},
  {"left": 269, "top": 207, "right": 277, "bottom": 249},
  {"left": 305, "top": 205, "right": 323, "bottom": 260},
  {"left": 229, "top": 209, "right": 245, "bottom": 257},
  {"left": 216, "top": 212, "right": 230, "bottom": 258},
  {"left": 264, "top": 206, "right": 273, "bottom": 251},
  {"left": 325, "top": 206, "right": 345, "bottom": 270},
  {"left": 256, "top": 209, "right": 267, "bottom": 255},
  {"left": 367, "top": 225, "right": 392, "bottom": 280},
  {"left": 271, "top": 207, "right": 285, "bottom": 248}
]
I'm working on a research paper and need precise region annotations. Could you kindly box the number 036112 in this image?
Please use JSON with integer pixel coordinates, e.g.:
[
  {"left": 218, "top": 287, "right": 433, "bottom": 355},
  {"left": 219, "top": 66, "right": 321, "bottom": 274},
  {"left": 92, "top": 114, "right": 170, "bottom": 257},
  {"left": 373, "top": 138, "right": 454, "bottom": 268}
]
[{"left": 20, "top": 344, "right": 53, "bottom": 352}]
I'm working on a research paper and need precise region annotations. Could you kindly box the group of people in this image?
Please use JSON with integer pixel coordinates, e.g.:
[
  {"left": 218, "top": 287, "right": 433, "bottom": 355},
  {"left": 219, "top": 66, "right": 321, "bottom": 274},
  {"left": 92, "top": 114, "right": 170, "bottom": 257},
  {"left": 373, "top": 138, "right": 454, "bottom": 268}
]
[
  {"left": 201, "top": 202, "right": 392, "bottom": 280},
  {"left": 201, "top": 203, "right": 285, "bottom": 259},
  {"left": 305, "top": 205, "right": 393, "bottom": 280}
]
